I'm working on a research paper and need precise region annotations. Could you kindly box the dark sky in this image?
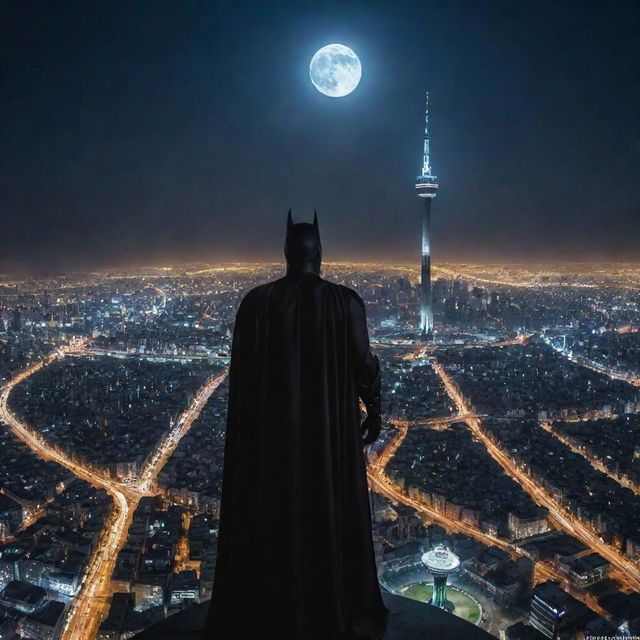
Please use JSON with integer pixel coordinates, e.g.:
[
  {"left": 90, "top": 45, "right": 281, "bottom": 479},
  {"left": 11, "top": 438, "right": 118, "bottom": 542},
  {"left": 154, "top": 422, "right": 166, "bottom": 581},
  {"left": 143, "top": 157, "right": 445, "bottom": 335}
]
[{"left": 1, "top": 1, "right": 639, "bottom": 272}]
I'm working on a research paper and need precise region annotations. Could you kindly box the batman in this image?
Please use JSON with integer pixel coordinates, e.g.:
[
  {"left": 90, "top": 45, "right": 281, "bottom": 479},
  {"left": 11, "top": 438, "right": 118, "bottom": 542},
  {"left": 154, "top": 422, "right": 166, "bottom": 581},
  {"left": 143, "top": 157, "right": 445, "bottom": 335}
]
[{"left": 204, "top": 212, "right": 389, "bottom": 639}]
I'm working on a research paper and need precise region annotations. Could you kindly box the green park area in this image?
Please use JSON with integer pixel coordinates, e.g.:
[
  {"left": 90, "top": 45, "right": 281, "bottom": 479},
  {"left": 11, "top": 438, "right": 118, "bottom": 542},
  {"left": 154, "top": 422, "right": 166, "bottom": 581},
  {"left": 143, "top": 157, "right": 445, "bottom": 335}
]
[{"left": 400, "top": 582, "right": 481, "bottom": 624}]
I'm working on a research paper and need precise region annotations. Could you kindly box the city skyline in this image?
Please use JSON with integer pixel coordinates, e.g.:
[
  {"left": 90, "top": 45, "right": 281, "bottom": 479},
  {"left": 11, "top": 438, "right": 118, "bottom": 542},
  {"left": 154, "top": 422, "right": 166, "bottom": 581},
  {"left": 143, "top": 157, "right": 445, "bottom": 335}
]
[{"left": 2, "top": 1, "right": 639, "bottom": 272}]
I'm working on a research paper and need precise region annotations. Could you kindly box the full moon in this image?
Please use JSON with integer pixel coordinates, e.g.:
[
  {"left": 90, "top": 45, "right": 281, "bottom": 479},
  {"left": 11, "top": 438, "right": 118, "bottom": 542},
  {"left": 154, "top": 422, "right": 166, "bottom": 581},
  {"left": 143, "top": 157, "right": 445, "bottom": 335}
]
[{"left": 309, "top": 44, "right": 362, "bottom": 98}]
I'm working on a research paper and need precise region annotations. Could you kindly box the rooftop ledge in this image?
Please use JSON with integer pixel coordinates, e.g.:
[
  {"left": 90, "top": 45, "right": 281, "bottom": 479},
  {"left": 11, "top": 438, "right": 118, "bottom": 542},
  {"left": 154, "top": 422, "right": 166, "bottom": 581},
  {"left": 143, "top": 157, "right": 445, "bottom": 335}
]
[{"left": 134, "top": 587, "right": 494, "bottom": 639}]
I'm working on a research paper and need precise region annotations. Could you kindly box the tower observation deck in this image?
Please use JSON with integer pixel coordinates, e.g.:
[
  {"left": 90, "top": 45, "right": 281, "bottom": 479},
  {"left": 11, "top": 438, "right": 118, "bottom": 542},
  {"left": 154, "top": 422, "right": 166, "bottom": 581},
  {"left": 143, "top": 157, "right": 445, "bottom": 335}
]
[
  {"left": 415, "top": 91, "right": 439, "bottom": 335},
  {"left": 421, "top": 545, "right": 460, "bottom": 611}
]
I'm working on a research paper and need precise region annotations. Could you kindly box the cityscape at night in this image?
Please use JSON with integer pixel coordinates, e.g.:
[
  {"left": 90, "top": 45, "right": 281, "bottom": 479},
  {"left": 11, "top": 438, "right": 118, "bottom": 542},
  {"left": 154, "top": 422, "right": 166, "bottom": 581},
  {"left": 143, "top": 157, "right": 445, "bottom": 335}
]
[
  {"left": 1, "top": 262, "right": 639, "bottom": 638},
  {"left": 1, "top": 1, "right": 639, "bottom": 639}
]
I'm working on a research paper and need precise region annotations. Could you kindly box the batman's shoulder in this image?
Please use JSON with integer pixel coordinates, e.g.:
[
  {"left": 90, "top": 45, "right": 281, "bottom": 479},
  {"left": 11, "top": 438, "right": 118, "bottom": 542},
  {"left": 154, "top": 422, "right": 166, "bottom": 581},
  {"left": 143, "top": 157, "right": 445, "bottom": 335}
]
[
  {"left": 334, "top": 283, "right": 365, "bottom": 310},
  {"left": 238, "top": 277, "right": 362, "bottom": 312},
  {"left": 302, "top": 279, "right": 361, "bottom": 302},
  {"left": 334, "top": 283, "right": 362, "bottom": 299},
  {"left": 237, "top": 281, "right": 277, "bottom": 315},
  {"left": 314, "top": 281, "right": 365, "bottom": 321}
]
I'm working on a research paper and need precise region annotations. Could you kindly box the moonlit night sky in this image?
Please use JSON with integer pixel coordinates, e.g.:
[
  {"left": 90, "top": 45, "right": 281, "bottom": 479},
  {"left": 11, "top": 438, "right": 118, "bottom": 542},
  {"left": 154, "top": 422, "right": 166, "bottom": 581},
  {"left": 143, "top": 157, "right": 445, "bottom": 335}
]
[{"left": 1, "top": 1, "right": 639, "bottom": 272}]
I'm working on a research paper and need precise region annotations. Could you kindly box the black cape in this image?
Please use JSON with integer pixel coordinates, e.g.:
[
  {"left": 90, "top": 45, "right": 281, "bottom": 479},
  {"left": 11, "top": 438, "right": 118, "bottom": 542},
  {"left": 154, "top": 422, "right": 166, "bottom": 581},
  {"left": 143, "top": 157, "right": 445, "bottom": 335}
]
[{"left": 205, "top": 273, "right": 388, "bottom": 639}]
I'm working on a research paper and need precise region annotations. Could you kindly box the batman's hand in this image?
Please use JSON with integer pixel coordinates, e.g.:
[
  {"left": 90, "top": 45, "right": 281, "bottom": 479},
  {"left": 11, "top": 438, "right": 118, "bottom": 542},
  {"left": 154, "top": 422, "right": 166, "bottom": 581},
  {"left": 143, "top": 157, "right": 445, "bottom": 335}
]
[{"left": 361, "top": 411, "right": 381, "bottom": 445}]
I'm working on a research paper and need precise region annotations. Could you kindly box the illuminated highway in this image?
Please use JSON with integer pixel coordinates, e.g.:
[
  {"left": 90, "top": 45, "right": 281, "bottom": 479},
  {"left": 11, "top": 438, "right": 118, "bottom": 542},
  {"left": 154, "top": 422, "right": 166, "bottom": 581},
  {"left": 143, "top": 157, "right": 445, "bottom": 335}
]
[
  {"left": 71, "top": 345, "right": 229, "bottom": 364},
  {"left": 0, "top": 487, "right": 53, "bottom": 533},
  {"left": 539, "top": 420, "right": 640, "bottom": 496},
  {"left": 138, "top": 371, "right": 228, "bottom": 494},
  {"left": 59, "top": 485, "right": 132, "bottom": 640},
  {"left": 543, "top": 335, "right": 640, "bottom": 388},
  {"left": 378, "top": 333, "right": 532, "bottom": 357},
  {"left": 398, "top": 413, "right": 482, "bottom": 428},
  {"left": 0, "top": 345, "right": 227, "bottom": 640},
  {"left": 431, "top": 359, "right": 640, "bottom": 592}
]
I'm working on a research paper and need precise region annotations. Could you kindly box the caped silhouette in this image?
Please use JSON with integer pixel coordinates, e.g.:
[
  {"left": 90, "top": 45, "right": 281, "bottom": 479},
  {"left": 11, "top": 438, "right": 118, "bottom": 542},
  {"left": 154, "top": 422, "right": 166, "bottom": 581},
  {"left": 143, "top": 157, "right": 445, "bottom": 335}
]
[{"left": 204, "top": 211, "right": 388, "bottom": 639}]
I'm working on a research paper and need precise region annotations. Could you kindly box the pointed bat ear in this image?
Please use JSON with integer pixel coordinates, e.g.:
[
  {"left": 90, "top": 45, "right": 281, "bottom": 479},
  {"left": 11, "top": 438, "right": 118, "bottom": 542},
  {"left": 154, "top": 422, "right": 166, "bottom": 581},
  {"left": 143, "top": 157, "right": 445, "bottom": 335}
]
[
  {"left": 287, "top": 209, "right": 293, "bottom": 229},
  {"left": 313, "top": 210, "right": 318, "bottom": 229}
]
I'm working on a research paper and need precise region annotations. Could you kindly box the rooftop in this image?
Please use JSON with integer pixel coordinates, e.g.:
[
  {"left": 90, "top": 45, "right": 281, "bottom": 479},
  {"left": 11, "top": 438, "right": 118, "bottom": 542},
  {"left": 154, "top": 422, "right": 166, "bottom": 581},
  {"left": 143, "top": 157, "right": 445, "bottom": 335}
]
[
  {"left": 25, "top": 600, "right": 65, "bottom": 626},
  {"left": 133, "top": 588, "right": 494, "bottom": 639},
  {"left": 0, "top": 580, "right": 46, "bottom": 605}
]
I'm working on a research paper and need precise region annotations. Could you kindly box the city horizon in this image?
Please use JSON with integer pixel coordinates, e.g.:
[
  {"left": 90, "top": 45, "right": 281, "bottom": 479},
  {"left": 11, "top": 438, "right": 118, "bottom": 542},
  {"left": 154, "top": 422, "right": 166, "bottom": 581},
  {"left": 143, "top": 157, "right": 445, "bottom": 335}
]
[{"left": 2, "top": 258, "right": 640, "bottom": 278}]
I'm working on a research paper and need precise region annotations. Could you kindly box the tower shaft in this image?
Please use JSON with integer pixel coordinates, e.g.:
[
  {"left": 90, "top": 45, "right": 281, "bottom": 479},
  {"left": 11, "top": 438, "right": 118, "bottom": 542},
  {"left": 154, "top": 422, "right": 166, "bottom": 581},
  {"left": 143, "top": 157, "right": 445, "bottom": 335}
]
[
  {"left": 431, "top": 575, "right": 448, "bottom": 609},
  {"left": 421, "top": 198, "right": 433, "bottom": 334}
]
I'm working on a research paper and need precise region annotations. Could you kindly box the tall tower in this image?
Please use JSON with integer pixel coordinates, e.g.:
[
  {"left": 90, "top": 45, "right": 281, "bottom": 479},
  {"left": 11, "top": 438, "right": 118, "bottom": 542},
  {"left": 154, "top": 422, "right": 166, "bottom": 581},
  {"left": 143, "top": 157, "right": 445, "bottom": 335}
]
[
  {"left": 422, "top": 545, "right": 460, "bottom": 612},
  {"left": 415, "top": 91, "right": 439, "bottom": 335}
]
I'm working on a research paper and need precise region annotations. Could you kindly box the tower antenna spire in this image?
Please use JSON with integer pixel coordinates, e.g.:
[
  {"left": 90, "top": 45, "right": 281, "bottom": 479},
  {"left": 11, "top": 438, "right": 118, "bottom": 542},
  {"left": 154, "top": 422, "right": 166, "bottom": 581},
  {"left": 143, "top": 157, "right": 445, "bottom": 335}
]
[{"left": 422, "top": 91, "right": 431, "bottom": 176}]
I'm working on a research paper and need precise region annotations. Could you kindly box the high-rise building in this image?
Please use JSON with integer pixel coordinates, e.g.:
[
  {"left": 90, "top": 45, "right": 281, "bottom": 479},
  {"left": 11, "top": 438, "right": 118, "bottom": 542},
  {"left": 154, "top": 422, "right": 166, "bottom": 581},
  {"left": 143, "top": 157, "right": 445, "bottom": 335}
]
[
  {"left": 529, "top": 581, "right": 568, "bottom": 638},
  {"left": 415, "top": 92, "right": 439, "bottom": 335}
]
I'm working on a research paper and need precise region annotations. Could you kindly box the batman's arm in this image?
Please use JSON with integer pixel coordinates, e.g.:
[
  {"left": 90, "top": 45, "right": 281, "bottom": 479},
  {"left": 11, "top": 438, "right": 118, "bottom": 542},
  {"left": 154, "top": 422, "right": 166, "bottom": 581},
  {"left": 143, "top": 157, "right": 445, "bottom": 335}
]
[{"left": 346, "top": 288, "right": 381, "bottom": 445}]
